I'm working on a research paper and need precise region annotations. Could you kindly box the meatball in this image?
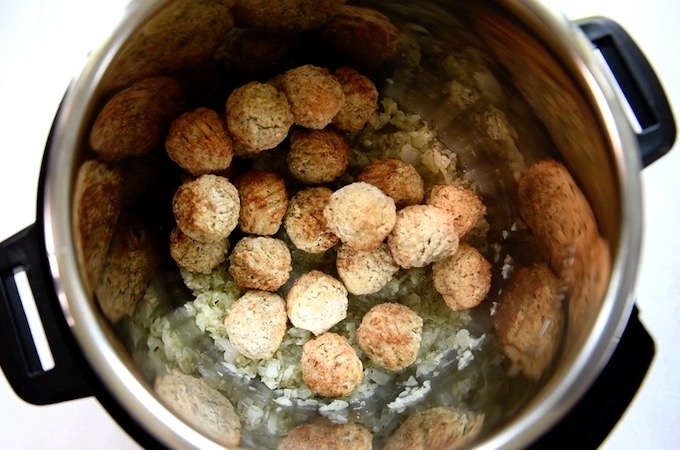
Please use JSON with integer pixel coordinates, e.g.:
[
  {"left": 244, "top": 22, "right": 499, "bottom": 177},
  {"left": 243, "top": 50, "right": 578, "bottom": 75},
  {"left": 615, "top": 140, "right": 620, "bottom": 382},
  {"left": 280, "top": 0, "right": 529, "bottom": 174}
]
[
  {"left": 229, "top": 236, "right": 292, "bottom": 291},
  {"left": 232, "top": 0, "right": 345, "bottom": 32},
  {"left": 301, "top": 332, "right": 363, "bottom": 398},
  {"left": 154, "top": 370, "right": 241, "bottom": 448},
  {"left": 279, "top": 65, "right": 345, "bottom": 130},
  {"left": 432, "top": 244, "right": 492, "bottom": 312},
  {"left": 225, "top": 290, "right": 288, "bottom": 360},
  {"left": 426, "top": 184, "right": 486, "bottom": 238},
  {"left": 332, "top": 66, "right": 379, "bottom": 132},
  {"left": 356, "top": 303, "right": 423, "bottom": 372},
  {"left": 283, "top": 187, "right": 339, "bottom": 253},
  {"left": 165, "top": 107, "right": 233, "bottom": 175},
  {"left": 324, "top": 182, "right": 397, "bottom": 251},
  {"left": 286, "top": 270, "right": 348, "bottom": 335},
  {"left": 388, "top": 205, "right": 459, "bottom": 269},
  {"left": 172, "top": 174, "right": 240, "bottom": 243},
  {"left": 493, "top": 263, "right": 565, "bottom": 380},
  {"left": 287, "top": 128, "right": 350, "bottom": 185},
  {"left": 383, "top": 407, "right": 484, "bottom": 450},
  {"left": 233, "top": 170, "right": 288, "bottom": 235},
  {"left": 226, "top": 81, "right": 294, "bottom": 152},
  {"left": 170, "top": 227, "right": 229, "bottom": 274},
  {"left": 357, "top": 158, "right": 425, "bottom": 208},
  {"left": 278, "top": 418, "right": 372, "bottom": 450},
  {"left": 336, "top": 244, "right": 399, "bottom": 295}
]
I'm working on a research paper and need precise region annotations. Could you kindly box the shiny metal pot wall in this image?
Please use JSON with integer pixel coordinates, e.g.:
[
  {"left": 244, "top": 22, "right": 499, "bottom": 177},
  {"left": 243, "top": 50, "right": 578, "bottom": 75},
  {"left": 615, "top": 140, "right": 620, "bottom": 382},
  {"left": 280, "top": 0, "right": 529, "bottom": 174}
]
[{"left": 0, "top": 0, "right": 675, "bottom": 449}]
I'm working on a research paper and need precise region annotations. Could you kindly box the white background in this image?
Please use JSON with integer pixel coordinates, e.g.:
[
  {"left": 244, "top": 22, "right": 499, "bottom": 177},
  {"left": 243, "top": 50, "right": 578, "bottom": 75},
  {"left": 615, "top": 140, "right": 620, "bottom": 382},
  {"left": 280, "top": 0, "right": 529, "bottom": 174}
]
[{"left": 0, "top": 0, "right": 678, "bottom": 448}]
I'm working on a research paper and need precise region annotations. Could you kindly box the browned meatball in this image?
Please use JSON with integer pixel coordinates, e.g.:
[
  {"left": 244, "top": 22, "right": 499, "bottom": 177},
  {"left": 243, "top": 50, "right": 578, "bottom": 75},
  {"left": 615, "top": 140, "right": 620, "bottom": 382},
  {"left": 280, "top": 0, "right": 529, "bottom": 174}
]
[
  {"left": 287, "top": 128, "right": 350, "bottom": 185},
  {"left": 324, "top": 182, "right": 397, "bottom": 251},
  {"left": 336, "top": 244, "right": 399, "bottom": 295},
  {"left": 286, "top": 270, "right": 348, "bottom": 335},
  {"left": 278, "top": 418, "right": 372, "bottom": 450},
  {"left": 283, "top": 187, "right": 339, "bottom": 253},
  {"left": 388, "top": 205, "right": 459, "bottom": 269},
  {"left": 332, "top": 66, "right": 379, "bottom": 132},
  {"left": 233, "top": 0, "right": 345, "bottom": 32},
  {"left": 170, "top": 227, "right": 229, "bottom": 274},
  {"left": 426, "top": 184, "right": 486, "bottom": 238},
  {"left": 356, "top": 303, "right": 423, "bottom": 371},
  {"left": 233, "top": 170, "right": 288, "bottom": 235},
  {"left": 432, "top": 244, "right": 492, "bottom": 312},
  {"left": 172, "top": 174, "right": 240, "bottom": 243},
  {"left": 493, "top": 263, "right": 565, "bottom": 380},
  {"left": 357, "top": 158, "right": 425, "bottom": 208},
  {"left": 165, "top": 107, "right": 233, "bottom": 175},
  {"left": 225, "top": 290, "right": 288, "bottom": 360},
  {"left": 226, "top": 81, "right": 294, "bottom": 152},
  {"left": 279, "top": 65, "right": 345, "bottom": 130},
  {"left": 229, "top": 236, "right": 292, "bottom": 291},
  {"left": 301, "top": 332, "right": 363, "bottom": 398}
]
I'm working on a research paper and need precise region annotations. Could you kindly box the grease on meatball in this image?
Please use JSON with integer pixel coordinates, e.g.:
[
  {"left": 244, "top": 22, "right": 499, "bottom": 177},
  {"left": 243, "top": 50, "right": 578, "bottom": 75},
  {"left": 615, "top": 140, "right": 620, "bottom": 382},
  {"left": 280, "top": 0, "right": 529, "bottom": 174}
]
[
  {"left": 336, "top": 243, "right": 399, "bottom": 295},
  {"left": 286, "top": 270, "right": 348, "bottom": 335},
  {"left": 283, "top": 187, "right": 339, "bottom": 253},
  {"left": 357, "top": 158, "right": 425, "bottom": 208},
  {"left": 229, "top": 236, "right": 292, "bottom": 291},
  {"left": 233, "top": 170, "right": 288, "bottom": 235},
  {"left": 288, "top": 128, "right": 350, "bottom": 185},
  {"left": 301, "top": 332, "right": 363, "bottom": 398},
  {"left": 432, "top": 244, "right": 491, "bottom": 312}
]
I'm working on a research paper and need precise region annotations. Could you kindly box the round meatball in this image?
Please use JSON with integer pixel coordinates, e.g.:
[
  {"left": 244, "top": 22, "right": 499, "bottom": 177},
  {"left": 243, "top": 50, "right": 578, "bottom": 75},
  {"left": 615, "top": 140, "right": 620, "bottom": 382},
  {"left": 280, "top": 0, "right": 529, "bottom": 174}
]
[
  {"left": 324, "top": 182, "right": 397, "bottom": 251},
  {"left": 283, "top": 187, "right": 339, "bottom": 253},
  {"left": 279, "top": 65, "right": 345, "bottom": 130},
  {"left": 165, "top": 107, "right": 233, "bottom": 175},
  {"left": 332, "top": 66, "right": 379, "bottom": 132},
  {"left": 225, "top": 290, "right": 288, "bottom": 360},
  {"left": 388, "top": 205, "right": 459, "bottom": 269},
  {"left": 426, "top": 184, "right": 486, "bottom": 237},
  {"left": 357, "top": 158, "right": 425, "bottom": 208},
  {"left": 432, "top": 244, "right": 492, "bottom": 312},
  {"left": 170, "top": 227, "right": 229, "bottom": 274},
  {"left": 172, "top": 174, "right": 240, "bottom": 243},
  {"left": 383, "top": 407, "right": 484, "bottom": 450},
  {"left": 229, "top": 236, "right": 292, "bottom": 291},
  {"left": 233, "top": 0, "right": 345, "bottom": 32},
  {"left": 233, "top": 170, "right": 288, "bottom": 235},
  {"left": 336, "top": 244, "right": 399, "bottom": 295},
  {"left": 279, "top": 418, "right": 373, "bottom": 450},
  {"left": 226, "top": 81, "right": 294, "bottom": 152},
  {"left": 286, "top": 270, "right": 348, "bottom": 335},
  {"left": 288, "top": 128, "right": 350, "bottom": 185},
  {"left": 356, "top": 303, "right": 423, "bottom": 372},
  {"left": 301, "top": 332, "right": 363, "bottom": 398}
]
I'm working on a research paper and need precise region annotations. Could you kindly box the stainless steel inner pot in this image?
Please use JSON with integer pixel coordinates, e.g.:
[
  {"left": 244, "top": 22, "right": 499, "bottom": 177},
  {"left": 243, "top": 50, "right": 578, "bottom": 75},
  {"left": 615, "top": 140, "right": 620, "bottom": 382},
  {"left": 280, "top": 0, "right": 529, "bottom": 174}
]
[{"left": 11, "top": 0, "right": 673, "bottom": 448}]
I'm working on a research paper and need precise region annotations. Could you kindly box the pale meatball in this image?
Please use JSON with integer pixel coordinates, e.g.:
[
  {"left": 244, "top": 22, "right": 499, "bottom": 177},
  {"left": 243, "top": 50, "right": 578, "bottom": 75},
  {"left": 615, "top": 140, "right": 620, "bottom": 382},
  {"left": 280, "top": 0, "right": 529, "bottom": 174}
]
[
  {"left": 493, "top": 263, "right": 565, "bottom": 381},
  {"left": 432, "top": 244, "right": 492, "bottom": 312},
  {"left": 279, "top": 65, "right": 345, "bottom": 130},
  {"left": 356, "top": 303, "right": 423, "bottom": 372},
  {"left": 154, "top": 370, "right": 241, "bottom": 448},
  {"left": 426, "top": 184, "right": 486, "bottom": 237},
  {"left": 287, "top": 128, "right": 350, "bottom": 185},
  {"left": 278, "top": 418, "right": 372, "bottom": 450},
  {"left": 225, "top": 290, "right": 288, "bottom": 360},
  {"left": 388, "top": 205, "right": 459, "bottom": 269},
  {"left": 357, "top": 158, "right": 425, "bottom": 208},
  {"left": 286, "top": 270, "right": 348, "bottom": 335},
  {"left": 301, "top": 332, "right": 363, "bottom": 398},
  {"left": 165, "top": 107, "right": 233, "bottom": 175},
  {"left": 172, "top": 174, "right": 240, "bottom": 243},
  {"left": 283, "top": 187, "right": 339, "bottom": 253},
  {"left": 229, "top": 236, "right": 292, "bottom": 291},
  {"left": 170, "top": 227, "right": 229, "bottom": 274},
  {"left": 233, "top": 0, "right": 345, "bottom": 32},
  {"left": 324, "top": 182, "right": 397, "bottom": 251},
  {"left": 383, "top": 407, "right": 484, "bottom": 450},
  {"left": 233, "top": 170, "right": 288, "bottom": 235},
  {"left": 226, "top": 81, "right": 294, "bottom": 152},
  {"left": 336, "top": 244, "right": 399, "bottom": 295},
  {"left": 332, "top": 66, "right": 379, "bottom": 132}
]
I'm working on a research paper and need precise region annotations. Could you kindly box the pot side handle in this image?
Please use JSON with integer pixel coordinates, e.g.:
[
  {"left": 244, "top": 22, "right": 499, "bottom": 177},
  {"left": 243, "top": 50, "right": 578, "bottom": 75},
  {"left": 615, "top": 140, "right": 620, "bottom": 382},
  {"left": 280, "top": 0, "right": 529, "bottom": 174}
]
[
  {"left": 0, "top": 224, "right": 92, "bottom": 404},
  {"left": 577, "top": 17, "right": 676, "bottom": 167}
]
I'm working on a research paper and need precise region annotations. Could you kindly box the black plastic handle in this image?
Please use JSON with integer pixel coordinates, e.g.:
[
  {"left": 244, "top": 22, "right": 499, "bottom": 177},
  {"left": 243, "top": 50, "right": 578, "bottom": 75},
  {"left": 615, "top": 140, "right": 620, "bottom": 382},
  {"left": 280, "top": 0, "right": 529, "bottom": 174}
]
[
  {"left": 577, "top": 17, "right": 676, "bottom": 167},
  {"left": 0, "top": 224, "right": 92, "bottom": 404}
]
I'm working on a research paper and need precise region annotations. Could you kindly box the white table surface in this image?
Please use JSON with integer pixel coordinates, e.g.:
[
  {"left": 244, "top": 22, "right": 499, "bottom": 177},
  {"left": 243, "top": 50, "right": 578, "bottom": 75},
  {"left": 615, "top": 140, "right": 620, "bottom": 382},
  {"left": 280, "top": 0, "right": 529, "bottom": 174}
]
[{"left": 0, "top": 0, "right": 678, "bottom": 448}]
